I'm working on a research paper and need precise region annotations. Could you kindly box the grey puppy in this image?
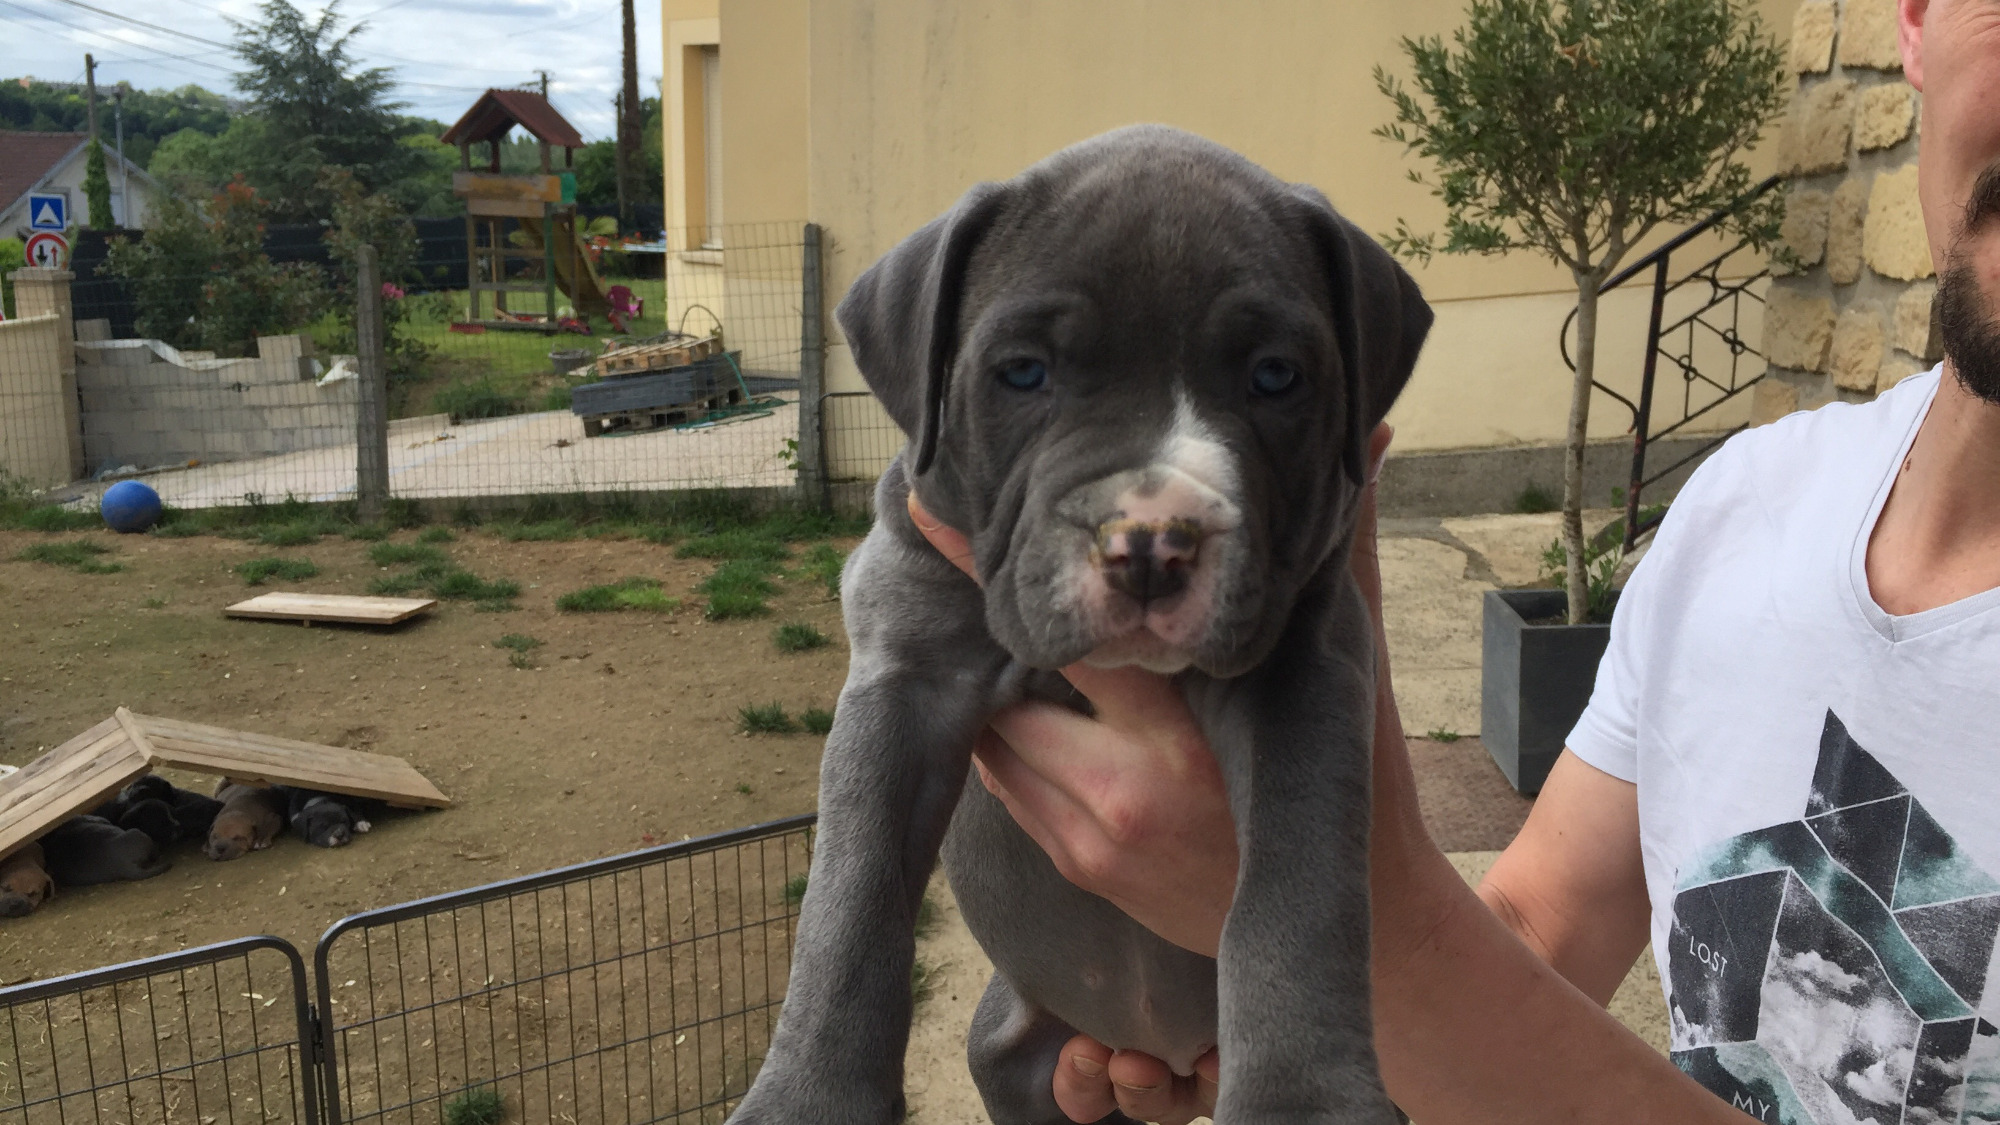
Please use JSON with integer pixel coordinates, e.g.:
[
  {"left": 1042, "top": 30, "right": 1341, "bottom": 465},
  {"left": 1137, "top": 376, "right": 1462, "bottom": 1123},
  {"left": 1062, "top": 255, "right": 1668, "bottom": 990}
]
[{"left": 729, "top": 126, "right": 1430, "bottom": 1125}]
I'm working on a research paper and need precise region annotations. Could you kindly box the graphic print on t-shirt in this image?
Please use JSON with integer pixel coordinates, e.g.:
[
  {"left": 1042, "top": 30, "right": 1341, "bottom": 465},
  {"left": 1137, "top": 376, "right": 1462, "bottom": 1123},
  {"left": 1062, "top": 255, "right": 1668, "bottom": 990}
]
[{"left": 1669, "top": 711, "right": 2000, "bottom": 1124}]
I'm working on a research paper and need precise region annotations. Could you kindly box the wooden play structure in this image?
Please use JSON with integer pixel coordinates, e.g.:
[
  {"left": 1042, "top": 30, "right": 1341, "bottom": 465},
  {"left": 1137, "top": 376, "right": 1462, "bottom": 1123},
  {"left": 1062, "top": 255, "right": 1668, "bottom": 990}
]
[
  {"left": 0, "top": 707, "right": 450, "bottom": 862},
  {"left": 440, "top": 88, "right": 611, "bottom": 331}
]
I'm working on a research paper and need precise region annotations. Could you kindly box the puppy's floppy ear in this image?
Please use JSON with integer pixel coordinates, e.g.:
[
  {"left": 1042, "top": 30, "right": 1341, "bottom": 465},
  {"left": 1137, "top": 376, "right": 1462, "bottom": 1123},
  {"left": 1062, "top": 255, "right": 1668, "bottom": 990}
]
[
  {"left": 1290, "top": 186, "right": 1433, "bottom": 485},
  {"left": 835, "top": 182, "right": 1011, "bottom": 476}
]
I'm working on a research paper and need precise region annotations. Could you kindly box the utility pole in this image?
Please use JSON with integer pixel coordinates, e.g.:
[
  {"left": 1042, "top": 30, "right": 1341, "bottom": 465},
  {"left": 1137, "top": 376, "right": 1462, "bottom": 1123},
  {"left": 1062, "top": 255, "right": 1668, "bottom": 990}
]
[
  {"left": 83, "top": 54, "right": 97, "bottom": 143},
  {"left": 613, "top": 91, "right": 628, "bottom": 228},
  {"left": 618, "top": 0, "right": 639, "bottom": 233},
  {"left": 537, "top": 70, "right": 549, "bottom": 98},
  {"left": 114, "top": 82, "right": 127, "bottom": 227}
]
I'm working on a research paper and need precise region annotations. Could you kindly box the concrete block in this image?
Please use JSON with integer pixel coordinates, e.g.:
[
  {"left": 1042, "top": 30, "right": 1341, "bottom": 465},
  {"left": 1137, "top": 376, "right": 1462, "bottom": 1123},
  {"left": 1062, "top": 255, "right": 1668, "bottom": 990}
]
[
  {"left": 1854, "top": 82, "right": 1916, "bottom": 151},
  {"left": 74, "top": 319, "right": 111, "bottom": 343},
  {"left": 256, "top": 334, "right": 312, "bottom": 362},
  {"left": 1765, "top": 287, "right": 1838, "bottom": 372},
  {"left": 1780, "top": 188, "right": 1832, "bottom": 270},
  {"left": 1830, "top": 302, "right": 1887, "bottom": 391},
  {"left": 1895, "top": 281, "right": 1941, "bottom": 360},
  {"left": 1864, "top": 163, "right": 1935, "bottom": 280},
  {"left": 1828, "top": 177, "right": 1870, "bottom": 285},
  {"left": 1837, "top": 0, "right": 1904, "bottom": 70},
  {"left": 1780, "top": 77, "right": 1855, "bottom": 176}
]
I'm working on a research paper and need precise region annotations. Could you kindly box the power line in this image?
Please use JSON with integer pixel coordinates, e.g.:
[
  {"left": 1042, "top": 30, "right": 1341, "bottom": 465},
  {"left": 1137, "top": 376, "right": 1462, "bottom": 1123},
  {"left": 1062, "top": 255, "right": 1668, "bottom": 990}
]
[
  {"left": 39, "top": 0, "right": 234, "bottom": 50},
  {"left": 0, "top": 0, "right": 238, "bottom": 75}
]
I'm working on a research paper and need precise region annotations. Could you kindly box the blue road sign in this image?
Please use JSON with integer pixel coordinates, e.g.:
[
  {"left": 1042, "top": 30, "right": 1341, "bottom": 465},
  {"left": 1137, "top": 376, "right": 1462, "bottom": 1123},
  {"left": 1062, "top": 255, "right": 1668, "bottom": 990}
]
[{"left": 27, "top": 192, "right": 66, "bottom": 232}]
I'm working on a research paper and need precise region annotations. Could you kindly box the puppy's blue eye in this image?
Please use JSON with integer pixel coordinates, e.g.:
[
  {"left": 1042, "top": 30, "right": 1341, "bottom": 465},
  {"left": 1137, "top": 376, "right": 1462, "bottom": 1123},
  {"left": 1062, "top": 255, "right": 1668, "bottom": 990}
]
[
  {"left": 1251, "top": 359, "right": 1299, "bottom": 396},
  {"left": 999, "top": 359, "right": 1047, "bottom": 391}
]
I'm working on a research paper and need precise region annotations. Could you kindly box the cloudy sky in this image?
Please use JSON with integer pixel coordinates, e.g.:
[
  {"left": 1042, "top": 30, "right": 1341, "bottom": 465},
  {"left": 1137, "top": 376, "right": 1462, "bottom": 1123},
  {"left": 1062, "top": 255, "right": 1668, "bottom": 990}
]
[{"left": 0, "top": 0, "right": 661, "bottom": 139}]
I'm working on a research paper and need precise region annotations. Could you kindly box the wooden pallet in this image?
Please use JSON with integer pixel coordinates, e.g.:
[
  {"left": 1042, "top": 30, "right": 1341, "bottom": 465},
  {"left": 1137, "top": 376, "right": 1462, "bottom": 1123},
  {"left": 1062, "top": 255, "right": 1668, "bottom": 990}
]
[
  {"left": 0, "top": 708, "right": 450, "bottom": 860},
  {"left": 225, "top": 592, "right": 437, "bottom": 626},
  {"left": 593, "top": 334, "right": 721, "bottom": 378}
]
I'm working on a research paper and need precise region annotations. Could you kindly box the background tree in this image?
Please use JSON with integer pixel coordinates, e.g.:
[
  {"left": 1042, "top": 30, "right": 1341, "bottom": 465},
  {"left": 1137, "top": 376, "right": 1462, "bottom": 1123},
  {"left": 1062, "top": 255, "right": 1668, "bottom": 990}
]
[
  {"left": 1376, "top": 0, "right": 1786, "bottom": 623},
  {"left": 83, "top": 141, "right": 113, "bottom": 228},
  {"left": 228, "top": 0, "right": 435, "bottom": 221},
  {"left": 0, "top": 81, "right": 233, "bottom": 168}
]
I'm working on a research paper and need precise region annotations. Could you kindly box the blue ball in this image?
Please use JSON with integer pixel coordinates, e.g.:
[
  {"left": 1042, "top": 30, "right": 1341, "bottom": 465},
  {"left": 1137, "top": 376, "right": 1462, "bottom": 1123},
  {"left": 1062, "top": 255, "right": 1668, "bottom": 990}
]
[{"left": 101, "top": 480, "right": 163, "bottom": 534}]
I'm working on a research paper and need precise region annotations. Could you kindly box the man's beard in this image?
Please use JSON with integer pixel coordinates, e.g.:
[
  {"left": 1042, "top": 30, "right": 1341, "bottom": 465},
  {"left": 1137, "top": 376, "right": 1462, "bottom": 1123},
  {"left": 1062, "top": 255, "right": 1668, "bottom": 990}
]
[{"left": 1939, "top": 162, "right": 2000, "bottom": 404}]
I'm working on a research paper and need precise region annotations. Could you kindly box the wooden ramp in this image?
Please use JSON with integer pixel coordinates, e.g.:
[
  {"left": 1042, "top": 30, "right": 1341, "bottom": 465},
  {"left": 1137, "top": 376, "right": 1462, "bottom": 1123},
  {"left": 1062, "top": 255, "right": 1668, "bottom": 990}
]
[
  {"left": 0, "top": 707, "right": 450, "bottom": 860},
  {"left": 225, "top": 592, "right": 437, "bottom": 626}
]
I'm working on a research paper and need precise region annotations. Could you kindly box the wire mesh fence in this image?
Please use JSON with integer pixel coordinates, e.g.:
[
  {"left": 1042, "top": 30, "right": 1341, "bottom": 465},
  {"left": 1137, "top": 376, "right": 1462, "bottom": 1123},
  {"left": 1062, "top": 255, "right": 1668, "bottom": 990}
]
[
  {"left": 0, "top": 937, "right": 319, "bottom": 1125},
  {"left": 3, "top": 222, "right": 826, "bottom": 512},
  {"left": 0, "top": 816, "right": 812, "bottom": 1125},
  {"left": 314, "top": 815, "right": 812, "bottom": 1125}
]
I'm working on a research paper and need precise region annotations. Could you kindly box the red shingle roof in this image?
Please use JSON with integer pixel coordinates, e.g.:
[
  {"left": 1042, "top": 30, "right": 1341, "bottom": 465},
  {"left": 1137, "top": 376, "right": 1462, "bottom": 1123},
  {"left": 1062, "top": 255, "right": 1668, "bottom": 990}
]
[
  {"left": 0, "top": 132, "right": 87, "bottom": 214},
  {"left": 439, "top": 89, "right": 584, "bottom": 150}
]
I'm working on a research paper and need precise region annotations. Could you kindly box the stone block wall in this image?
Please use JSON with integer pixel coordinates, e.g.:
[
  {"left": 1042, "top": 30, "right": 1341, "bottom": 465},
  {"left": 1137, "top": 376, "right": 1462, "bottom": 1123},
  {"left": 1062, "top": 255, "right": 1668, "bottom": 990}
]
[
  {"left": 1759, "top": 0, "right": 1935, "bottom": 421},
  {"left": 73, "top": 334, "right": 359, "bottom": 473}
]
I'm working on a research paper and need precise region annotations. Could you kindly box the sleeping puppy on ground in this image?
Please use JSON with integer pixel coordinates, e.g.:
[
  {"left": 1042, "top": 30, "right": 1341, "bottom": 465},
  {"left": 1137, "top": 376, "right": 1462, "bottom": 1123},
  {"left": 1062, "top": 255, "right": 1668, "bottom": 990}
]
[
  {"left": 274, "top": 786, "right": 372, "bottom": 848},
  {"left": 0, "top": 843, "right": 54, "bottom": 917},
  {"left": 119, "top": 774, "right": 226, "bottom": 842},
  {"left": 40, "top": 815, "right": 173, "bottom": 885},
  {"left": 728, "top": 126, "right": 1430, "bottom": 1125},
  {"left": 205, "top": 781, "right": 287, "bottom": 861}
]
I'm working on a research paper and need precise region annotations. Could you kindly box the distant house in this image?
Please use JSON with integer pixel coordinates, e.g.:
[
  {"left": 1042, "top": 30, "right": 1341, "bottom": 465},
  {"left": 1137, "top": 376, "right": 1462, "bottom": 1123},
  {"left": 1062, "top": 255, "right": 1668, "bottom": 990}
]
[{"left": 0, "top": 131, "right": 160, "bottom": 237}]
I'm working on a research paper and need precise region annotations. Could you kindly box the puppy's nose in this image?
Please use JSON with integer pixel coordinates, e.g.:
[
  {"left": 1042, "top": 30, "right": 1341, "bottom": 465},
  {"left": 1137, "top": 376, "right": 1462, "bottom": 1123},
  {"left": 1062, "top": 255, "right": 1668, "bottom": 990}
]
[{"left": 1094, "top": 517, "right": 1203, "bottom": 604}]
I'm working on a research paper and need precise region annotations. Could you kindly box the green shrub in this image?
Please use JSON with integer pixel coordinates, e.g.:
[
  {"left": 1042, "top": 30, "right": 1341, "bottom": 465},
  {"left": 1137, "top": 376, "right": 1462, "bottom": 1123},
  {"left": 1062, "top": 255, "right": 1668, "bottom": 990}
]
[
  {"left": 800, "top": 706, "right": 835, "bottom": 735},
  {"left": 738, "top": 702, "right": 798, "bottom": 734},
  {"left": 700, "top": 559, "right": 778, "bottom": 620},
  {"left": 1513, "top": 482, "right": 1559, "bottom": 515},
  {"left": 431, "top": 569, "right": 520, "bottom": 602},
  {"left": 774, "top": 623, "right": 829, "bottom": 653},
  {"left": 343, "top": 523, "right": 390, "bottom": 541},
  {"left": 234, "top": 557, "right": 319, "bottom": 585},
  {"left": 441, "top": 1087, "right": 504, "bottom": 1125},
  {"left": 368, "top": 542, "right": 448, "bottom": 568},
  {"left": 433, "top": 379, "right": 527, "bottom": 423},
  {"left": 418, "top": 526, "right": 455, "bottom": 543},
  {"left": 676, "top": 530, "right": 789, "bottom": 562},
  {"left": 257, "top": 520, "right": 325, "bottom": 546},
  {"left": 556, "top": 576, "right": 680, "bottom": 613},
  {"left": 367, "top": 573, "right": 425, "bottom": 596},
  {"left": 16, "top": 540, "right": 121, "bottom": 573}
]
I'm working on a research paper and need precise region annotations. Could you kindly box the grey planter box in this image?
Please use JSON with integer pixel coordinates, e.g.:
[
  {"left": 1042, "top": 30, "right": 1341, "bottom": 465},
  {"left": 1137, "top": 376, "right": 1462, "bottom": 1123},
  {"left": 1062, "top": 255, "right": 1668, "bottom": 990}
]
[{"left": 1480, "top": 589, "right": 1613, "bottom": 796}]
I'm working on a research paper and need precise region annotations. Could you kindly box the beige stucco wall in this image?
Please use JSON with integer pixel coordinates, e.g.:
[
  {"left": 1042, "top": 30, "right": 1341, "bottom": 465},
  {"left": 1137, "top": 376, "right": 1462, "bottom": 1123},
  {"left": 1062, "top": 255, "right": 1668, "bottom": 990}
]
[
  {"left": 662, "top": 0, "right": 721, "bottom": 236},
  {"left": 719, "top": 0, "right": 810, "bottom": 228},
  {"left": 0, "top": 313, "right": 77, "bottom": 489},
  {"left": 797, "top": 0, "right": 1798, "bottom": 467}
]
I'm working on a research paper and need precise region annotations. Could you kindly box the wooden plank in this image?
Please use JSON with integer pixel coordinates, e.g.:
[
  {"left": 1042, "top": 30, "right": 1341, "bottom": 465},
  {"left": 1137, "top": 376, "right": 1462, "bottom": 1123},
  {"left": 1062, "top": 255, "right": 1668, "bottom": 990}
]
[
  {"left": 452, "top": 171, "right": 563, "bottom": 203},
  {"left": 225, "top": 593, "right": 437, "bottom": 626},
  {"left": 0, "top": 718, "right": 149, "bottom": 860},
  {"left": 466, "top": 196, "right": 547, "bottom": 219},
  {"left": 130, "top": 713, "right": 450, "bottom": 808},
  {"left": 593, "top": 335, "right": 721, "bottom": 378}
]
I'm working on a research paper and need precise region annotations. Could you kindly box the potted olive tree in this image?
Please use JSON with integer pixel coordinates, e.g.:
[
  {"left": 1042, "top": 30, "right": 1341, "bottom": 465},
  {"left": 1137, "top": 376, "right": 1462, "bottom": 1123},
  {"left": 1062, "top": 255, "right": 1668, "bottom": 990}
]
[{"left": 1375, "top": 0, "right": 1785, "bottom": 792}]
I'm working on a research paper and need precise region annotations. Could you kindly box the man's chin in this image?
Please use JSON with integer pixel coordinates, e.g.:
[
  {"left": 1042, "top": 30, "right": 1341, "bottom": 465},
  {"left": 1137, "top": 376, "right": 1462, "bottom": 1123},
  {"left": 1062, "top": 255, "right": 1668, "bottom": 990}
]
[{"left": 1938, "top": 254, "right": 2000, "bottom": 405}]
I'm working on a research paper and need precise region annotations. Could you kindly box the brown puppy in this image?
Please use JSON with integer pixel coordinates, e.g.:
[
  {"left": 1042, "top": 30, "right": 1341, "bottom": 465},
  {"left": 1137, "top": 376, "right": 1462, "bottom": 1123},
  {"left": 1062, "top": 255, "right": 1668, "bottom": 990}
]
[
  {"left": 205, "top": 781, "right": 286, "bottom": 861},
  {"left": 0, "top": 843, "right": 53, "bottom": 918}
]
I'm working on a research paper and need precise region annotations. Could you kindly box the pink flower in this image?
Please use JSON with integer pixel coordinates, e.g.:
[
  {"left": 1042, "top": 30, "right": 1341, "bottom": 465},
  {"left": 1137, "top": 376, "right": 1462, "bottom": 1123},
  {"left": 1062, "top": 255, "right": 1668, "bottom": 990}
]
[{"left": 381, "top": 282, "right": 406, "bottom": 300}]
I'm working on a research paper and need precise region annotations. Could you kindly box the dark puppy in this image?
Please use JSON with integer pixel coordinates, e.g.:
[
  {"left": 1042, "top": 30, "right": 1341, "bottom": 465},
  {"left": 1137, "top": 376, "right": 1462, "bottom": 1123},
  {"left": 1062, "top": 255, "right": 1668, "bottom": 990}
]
[
  {"left": 0, "top": 843, "right": 54, "bottom": 917},
  {"left": 40, "top": 815, "right": 173, "bottom": 885},
  {"left": 121, "top": 775, "right": 226, "bottom": 834},
  {"left": 205, "top": 781, "right": 286, "bottom": 861},
  {"left": 275, "top": 787, "right": 372, "bottom": 848}
]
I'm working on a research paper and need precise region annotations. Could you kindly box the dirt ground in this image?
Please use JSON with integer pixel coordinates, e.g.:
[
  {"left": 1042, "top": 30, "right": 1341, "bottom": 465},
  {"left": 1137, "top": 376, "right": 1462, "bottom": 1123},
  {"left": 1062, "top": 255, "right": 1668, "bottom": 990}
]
[{"left": 0, "top": 526, "right": 854, "bottom": 985}]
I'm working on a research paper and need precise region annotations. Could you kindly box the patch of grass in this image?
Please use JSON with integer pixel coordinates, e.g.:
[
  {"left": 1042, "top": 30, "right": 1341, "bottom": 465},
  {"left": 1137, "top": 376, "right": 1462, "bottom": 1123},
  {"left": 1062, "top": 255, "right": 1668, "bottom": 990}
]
[
  {"left": 1, "top": 503, "right": 98, "bottom": 532},
  {"left": 676, "top": 529, "right": 790, "bottom": 562},
  {"left": 433, "top": 378, "right": 528, "bottom": 423},
  {"left": 783, "top": 874, "right": 808, "bottom": 906},
  {"left": 736, "top": 782, "right": 754, "bottom": 795},
  {"left": 773, "top": 622, "right": 829, "bottom": 653},
  {"left": 368, "top": 542, "right": 448, "bottom": 568},
  {"left": 492, "top": 519, "right": 581, "bottom": 542},
  {"left": 343, "top": 523, "right": 390, "bottom": 541},
  {"left": 16, "top": 540, "right": 121, "bottom": 573},
  {"left": 494, "top": 633, "right": 542, "bottom": 652},
  {"left": 418, "top": 526, "right": 455, "bottom": 543},
  {"left": 234, "top": 557, "right": 320, "bottom": 585},
  {"left": 1513, "top": 482, "right": 1560, "bottom": 514},
  {"left": 431, "top": 569, "right": 521, "bottom": 602},
  {"left": 367, "top": 573, "right": 426, "bottom": 596},
  {"left": 700, "top": 559, "right": 779, "bottom": 620},
  {"left": 142, "top": 595, "right": 169, "bottom": 609},
  {"left": 795, "top": 543, "right": 846, "bottom": 599},
  {"left": 556, "top": 576, "right": 680, "bottom": 613},
  {"left": 800, "top": 707, "right": 835, "bottom": 735},
  {"left": 255, "top": 520, "right": 326, "bottom": 547},
  {"left": 914, "top": 891, "right": 939, "bottom": 940},
  {"left": 738, "top": 702, "right": 798, "bottom": 735},
  {"left": 1427, "top": 728, "right": 1462, "bottom": 743},
  {"left": 911, "top": 955, "right": 940, "bottom": 1010},
  {"left": 441, "top": 1086, "right": 505, "bottom": 1125}
]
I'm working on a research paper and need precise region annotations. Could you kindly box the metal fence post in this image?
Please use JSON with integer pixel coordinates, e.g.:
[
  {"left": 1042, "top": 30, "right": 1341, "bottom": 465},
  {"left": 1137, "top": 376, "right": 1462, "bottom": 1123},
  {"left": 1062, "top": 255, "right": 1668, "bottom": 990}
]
[
  {"left": 796, "top": 223, "right": 831, "bottom": 512},
  {"left": 354, "top": 245, "right": 389, "bottom": 524}
]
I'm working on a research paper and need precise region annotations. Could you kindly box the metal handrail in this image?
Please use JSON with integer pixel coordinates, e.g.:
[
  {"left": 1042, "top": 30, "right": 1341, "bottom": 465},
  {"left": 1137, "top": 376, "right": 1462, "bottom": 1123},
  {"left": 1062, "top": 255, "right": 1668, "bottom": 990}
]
[{"left": 1559, "top": 174, "right": 1783, "bottom": 552}]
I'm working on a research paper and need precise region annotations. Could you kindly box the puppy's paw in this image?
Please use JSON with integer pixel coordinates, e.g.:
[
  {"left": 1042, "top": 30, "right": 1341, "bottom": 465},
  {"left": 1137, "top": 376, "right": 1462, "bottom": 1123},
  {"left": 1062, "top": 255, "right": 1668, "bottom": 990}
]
[
  {"left": 354, "top": 819, "right": 372, "bottom": 834},
  {"left": 252, "top": 838, "right": 272, "bottom": 851}
]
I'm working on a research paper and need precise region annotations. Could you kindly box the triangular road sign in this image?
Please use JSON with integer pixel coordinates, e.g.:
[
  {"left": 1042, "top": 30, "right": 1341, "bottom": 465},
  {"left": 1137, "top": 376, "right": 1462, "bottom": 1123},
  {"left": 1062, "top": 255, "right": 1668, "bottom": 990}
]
[{"left": 31, "top": 201, "right": 59, "bottom": 228}]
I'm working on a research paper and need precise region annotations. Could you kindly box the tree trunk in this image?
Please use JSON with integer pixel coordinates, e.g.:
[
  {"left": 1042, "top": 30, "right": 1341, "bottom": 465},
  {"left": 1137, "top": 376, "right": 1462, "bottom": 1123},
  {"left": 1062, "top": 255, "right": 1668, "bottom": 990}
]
[{"left": 1563, "top": 274, "right": 1601, "bottom": 625}]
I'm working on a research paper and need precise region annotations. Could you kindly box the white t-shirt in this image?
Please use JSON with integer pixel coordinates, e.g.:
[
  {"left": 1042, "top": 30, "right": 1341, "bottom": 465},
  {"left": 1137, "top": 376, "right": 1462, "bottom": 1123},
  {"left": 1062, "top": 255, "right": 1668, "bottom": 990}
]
[{"left": 1569, "top": 366, "right": 2000, "bottom": 1125}]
